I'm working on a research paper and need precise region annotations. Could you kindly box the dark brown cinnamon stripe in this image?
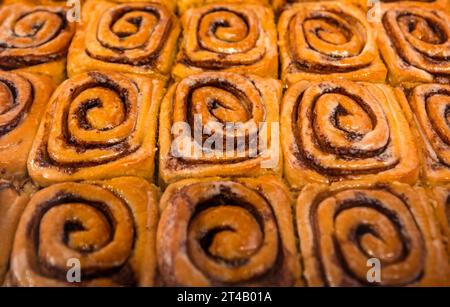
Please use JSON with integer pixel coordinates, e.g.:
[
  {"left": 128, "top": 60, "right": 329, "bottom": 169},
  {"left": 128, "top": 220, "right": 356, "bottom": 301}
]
[
  {"left": 158, "top": 180, "right": 297, "bottom": 286},
  {"left": 88, "top": 3, "right": 174, "bottom": 66},
  {"left": 310, "top": 187, "right": 425, "bottom": 286},
  {"left": 33, "top": 71, "right": 141, "bottom": 171},
  {"left": 382, "top": 8, "right": 450, "bottom": 73},
  {"left": 0, "top": 5, "right": 75, "bottom": 69},
  {"left": 296, "top": 183, "right": 445, "bottom": 286},
  {"left": 409, "top": 84, "right": 450, "bottom": 168},
  {"left": 290, "top": 83, "right": 396, "bottom": 178},
  {"left": 181, "top": 5, "right": 267, "bottom": 69},
  {"left": 287, "top": 8, "right": 371, "bottom": 73},
  {"left": 9, "top": 182, "right": 141, "bottom": 286},
  {"left": 0, "top": 72, "right": 33, "bottom": 136},
  {"left": 167, "top": 73, "right": 266, "bottom": 167}
]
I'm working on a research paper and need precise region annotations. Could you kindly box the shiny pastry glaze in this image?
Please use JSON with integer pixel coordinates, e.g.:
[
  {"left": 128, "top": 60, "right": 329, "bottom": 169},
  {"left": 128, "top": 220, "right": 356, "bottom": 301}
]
[
  {"left": 157, "top": 177, "right": 299, "bottom": 286},
  {"left": 180, "top": 4, "right": 271, "bottom": 69},
  {"left": 86, "top": 3, "right": 175, "bottom": 66},
  {"left": 0, "top": 4, "right": 75, "bottom": 69},
  {"left": 0, "top": 72, "right": 33, "bottom": 136},
  {"left": 33, "top": 71, "right": 143, "bottom": 171},
  {"left": 7, "top": 181, "right": 145, "bottom": 286},
  {"left": 167, "top": 72, "right": 267, "bottom": 167},
  {"left": 282, "top": 3, "right": 376, "bottom": 74},
  {"left": 381, "top": 7, "right": 450, "bottom": 82},
  {"left": 290, "top": 81, "right": 397, "bottom": 177},
  {"left": 409, "top": 84, "right": 450, "bottom": 169},
  {"left": 429, "top": 186, "right": 450, "bottom": 263},
  {"left": 297, "top": 183, "right": 448, "bottom": 286}
]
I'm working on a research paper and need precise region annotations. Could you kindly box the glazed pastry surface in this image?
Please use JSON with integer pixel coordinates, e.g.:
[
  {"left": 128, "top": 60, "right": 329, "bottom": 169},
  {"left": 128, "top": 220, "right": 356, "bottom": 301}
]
[
  {"left": 7, "top": 177, "right": 159, "bottom": 286},
  {"left": 157, "top": 176, "right": 301, "bottom": 286},
  {"left": 28, "top": 71, "right": 164, "bottom": 186}
]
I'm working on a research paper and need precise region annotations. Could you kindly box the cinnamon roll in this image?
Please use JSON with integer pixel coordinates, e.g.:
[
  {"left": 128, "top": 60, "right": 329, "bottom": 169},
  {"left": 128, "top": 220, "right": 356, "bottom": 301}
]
[
  {"left": 281, "top": 80, "right": 419, "bottom": 189},
  {"left": 27, "top": 71, "right": 164, "bottom": 187},
  {"left": 6, "top": 177, "right": 159, "bottom": 287},
  {"left": 0, "top": 180, "right": 34, "bottom": 285},
  {"left": 297, "top": 181, "right": 449, "bottom": 286},
  {"left": 157, "top": 176, "right": 301, "bottom": 286},
  {"left": 374, "top": 3, "right": 450, "bottom": 87},
  {"left": 428, "top": 186, "right": 450, "bottom": 266},
  {"left": 4, "top": 0, "right": 82, "bottom": 4},
  {"left": 159, "top": 72, "right": 282, "bottom": 185},
  {"left": 278, "top": 2, "right": 387, "bottom": 85},
  {"left": 0, "top": 4, "right": 76, "bottom": 84},
  {"left": 356, "top": 0, "right": 449, "bottom": 12},
  {"left": 177, "top": 0, "right": 271, "bottom": 13},
  {"left": 0, "top": 71, "right": 55, "bottom": 181},
  {"left": 172, "top": 3, "right": 278, "bottom": 80},
  {"left": 67, "top": 1, "right": 180, "bottom": 81},
  {"left": 104, "top": 0, "right": 176, "bottom": 11},
  {"left": 396, "top": 84, "right": 450, "bottom": 185},
  {"left": 5, "top": 0, "right": 174, "bottom": 8}
]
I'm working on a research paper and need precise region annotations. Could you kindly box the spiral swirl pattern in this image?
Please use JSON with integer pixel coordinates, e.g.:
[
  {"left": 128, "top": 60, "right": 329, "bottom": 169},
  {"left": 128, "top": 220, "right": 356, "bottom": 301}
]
[
  {"left": 0, "top": 71, "right": 54, "bottom": 180},
  {"left": 28, "top": 71, "right": 163, "bottom": 185},
  {"left": 297, "top": 182, "right": 448, "bottom": 286},
  {"left": 278, "top": 2, "right": 384, "bottom": 83},
  {"left": 281, "top": 80, "right": 418, "bottom": 187},
  {"left": 8, "top": 178, "right": 158, "bottom": 286},
  {"left": 85, "top": 3, "right": 175, "bottom": 66},
  {"left": 0, "top": 180, "right": 31, "bottom": 284},
  {"left": 429, "top": 186, "right": 450, "bottom": 265},
  {"left": 0, "top": 4, "right": 75, "bottom": 69},
  {"left": 174, "top": 4, "right": 277, "bottom": 78},
  {"left": 0, "top": 72, "right": 33, "bottom": 137},
  {"left": 173, "top": 73, "right": 264, "bottom": 163},
  {"left": 377, "top": 4, "right": 450, "bottom": 84},
  {"left": 157, "top": 177, "right": 300, "bottom": 286},
  {"left": 408, "top": 84, "right": 450, "bottom": 181},
  {"left": 160, "top": 72, "right": 281, "bottom": 184}
]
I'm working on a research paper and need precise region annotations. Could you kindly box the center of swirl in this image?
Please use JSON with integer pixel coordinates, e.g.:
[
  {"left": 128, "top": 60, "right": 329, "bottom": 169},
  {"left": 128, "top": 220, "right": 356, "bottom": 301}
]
[
  {"left": 314, "top": 189, "right": 424, "bottom": 285},
  {"left": 302, "top": 11, "right": 365, "bottom": 58},
  {"left": 398, "top": 14, "right": 446, "bottom": 45},
  {"left": 104, "top": 9, "right": 158, "bottom": 49},
  {"left": 10, "top": 10, "right": 65, "bottom": 48},
  {"left": 27, "top": 184, "right": 135, "bottom": 280},
  {"left": 176, "top": 182, "right": 278, "bottom": 284},
  {"left": 72, "top": 87, "right": 126, "bottom": 131},
  {"left": 305, "top": 84, "right": 389, "bottom": 157},
  {"left": 198, "top": 9, "right": 258, "bottom": 54},
  {"left": 190, "top": 86, "right": 251, "bottom": 125}
]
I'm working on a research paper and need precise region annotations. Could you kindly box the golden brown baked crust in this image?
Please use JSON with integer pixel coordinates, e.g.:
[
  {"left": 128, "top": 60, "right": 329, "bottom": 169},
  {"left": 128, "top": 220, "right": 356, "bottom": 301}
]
[
  {"left": 297, "top": 181, "right": 449, "bottom": 286},
  {"left": 5, "top": 0, "right": 175, "bottom": 10},
  {"left": 172, "top": 3, "right": 278, "bottom": 80},
  {"left": 0, "top": 71, "right": 55, "bottom": 181},
  {"left": 159, "top": 72, "right": 282, "bottom": 185},
  {"left": 396, "top": 84, "right": 450, "bottom": 185},
  {"left": 6, "top": 177, "right": 159, "bottom": 287},
  {"left": 28, "top": 71, "right": 164, "bottom": 186},
  {"left": 67, "top": 1, "right": 180, "bottom": 81},
  {"left": 157, "top": 176, "right": 301, "bottom": 286},
  {"left": 374, "top": 2, "right": 450, "bottom": 87},
  {"left": 355, "top": 0, "right": 450, "bottom": 12},
  {"left": 281, "top": 80, "right": 419, "bottom": 189},
  {"left": 0, "top": 3, "right": 75, "bottom": 85},
  {"left": 0, "top": 180, "right": 33, "bottom": 285},
  {"left": 428, "top": 185, "right": 450, "bottom": 268},
  {"left": 278, "top": 2, "right": 387, "bottom": 85},
  {"left": 177, "top": 0, "right": 271, "bottom": 13}
]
